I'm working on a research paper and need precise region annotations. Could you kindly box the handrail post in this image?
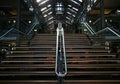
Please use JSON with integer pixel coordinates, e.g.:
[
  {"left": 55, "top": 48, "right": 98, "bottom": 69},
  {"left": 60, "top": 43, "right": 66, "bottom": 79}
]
[{"left": 55, "top": 22, "right": 67, "bottom": 84}]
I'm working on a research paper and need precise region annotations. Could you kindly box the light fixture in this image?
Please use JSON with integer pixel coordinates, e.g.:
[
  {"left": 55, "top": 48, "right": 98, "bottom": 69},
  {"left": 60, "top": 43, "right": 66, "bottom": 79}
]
[
  {"left": 110, "top": 19, "right": 112, "bottom": 22},
  {"left": 87, "top": 5, "right": 91, "bottom": 12},
  {"left": 13, "top": 20, "right": 16, "bottom": 23},
  {"left": 29, "top": 6, "right": 34, "bottom": 12},
  {"left": 116, "top": 10, "right": 120, "bottom": 13},
  {"left": 55, "top": 2, "right": 64, "bottom": 14},
  {"left": 34, "top": 29, "right": 37, "bottom": 32},
  {"left": 89, "top": 20, "right": 92, "bottom": 23},
  {"left": 28, "top": 20, "right": 32, "bottom": 24},
  {"left": 105, "top": 19, "right": 108, "bottom": 22}
]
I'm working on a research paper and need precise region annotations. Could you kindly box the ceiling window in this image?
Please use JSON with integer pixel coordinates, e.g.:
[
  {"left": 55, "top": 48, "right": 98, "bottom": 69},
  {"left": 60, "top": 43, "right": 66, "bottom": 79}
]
[
  {"left": 48, "top": 17, "right": 53, "bottom": 21},
  {"left": 48, "top": 11, "right": 52, "bottom": 15},
  {"left": 43, "top": 14, "right": 47, "bottom": 17},
  {"left": 66, "top": 17, "right": 71, "bottom": 21},
  {"left": 70, "top": 0, "right": 80, "bottom": 5},
  {"left": 78, "top": 0, "right": 82, "bottom": 2},
  {"left": 36, "top": 0, "right": 42, "bottom": 3},
  {"left": 41, "top": 7, "right": 47, "bottom": 11},
  {"left": 67, "top": 12, "right": 72, "bottom": 15},
  {"left": 72, "top": 7, "right": 78, "bottom": 11},
  {"left": 55, "top": 2, "right": 64, "bottom": 14},
  {"left": 65, "top": 21, "right": 71, "bottom": 24},
  {"left": 48, "top": 21, "right": 54, "bottom": 25},
  {"left": 42, "top": 8, "right": 52, "bottom": 14},
  {"left": 68, "top": 5, "right": 72, "bottom": 7},
  {"left": 47, "top": 4, "right": 51, "bottom": 7},
  {"left": 68, "top": 8, "right": 77, "bottom": 13},
  {"left": 72, "top": 14, "right": 75, "bottom": 17},
  {"left": 39, "top": 0, "right": 49, "bottom": 6}
]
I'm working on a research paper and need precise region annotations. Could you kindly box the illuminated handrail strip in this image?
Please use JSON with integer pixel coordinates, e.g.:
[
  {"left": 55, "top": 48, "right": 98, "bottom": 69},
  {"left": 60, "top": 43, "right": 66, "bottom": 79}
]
[{"left": 55, "top": 23, "right": 67, "bottom": 77}]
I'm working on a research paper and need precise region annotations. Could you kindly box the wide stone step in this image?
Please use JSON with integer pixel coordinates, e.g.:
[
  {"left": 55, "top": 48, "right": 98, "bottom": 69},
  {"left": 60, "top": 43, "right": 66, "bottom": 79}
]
[
  {"left": 0, "top": 71, "right": 119, "bottom": 76},
  {"left": 2, "top": 59, "right": 120, "bottom": 64},
  {"left": 0, "top": 80, "right": 119, "bottom": 84},
  {"left": 6, "top": 53, "right": 116, "bottom": 58},
  {"left": 14, "top": 46, "right": 105, "bottom": 49},
  {"left": 0, "top": 64, "right": 119, "bottom": 69}
]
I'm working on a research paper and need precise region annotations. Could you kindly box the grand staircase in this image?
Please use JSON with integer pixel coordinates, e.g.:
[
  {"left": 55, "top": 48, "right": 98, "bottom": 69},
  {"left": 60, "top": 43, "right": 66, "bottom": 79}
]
[{"left": 0, "top": 34, "right": 120, "bottom": 84}]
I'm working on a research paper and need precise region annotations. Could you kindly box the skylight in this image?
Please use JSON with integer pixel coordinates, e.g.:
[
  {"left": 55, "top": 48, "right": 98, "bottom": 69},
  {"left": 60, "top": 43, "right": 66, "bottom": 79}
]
[
  {"left": 68, "top": 5, "right": 72, "bottom": 7},
  {"left": 65, "top": 21, "right": 71, "bottom": 24},
  {"left": 39, "top": 0, "right": 49, "bottom": 6},
  {"left": 48, "top": 11, "right": 52, "bottom": 15},
  {"left": 67, "top": 12, "right": 72, "bottom": 15},
  {"left": 41, "top": 7, "right": 47, "bottom": 11},
  {"left": 72, "top": 7, "right": 78, "bottom": 11},
  {"left": 67, "top": 11, "right": 75, "bottom": 18},
  {"left": 43, "top": 14, "right": 47, "bottom": 17},
  {"left": 48, "top": 17, "right": 53, "bottom": 21},
  {"left": 36, "top": 0, "right": 42, "bottom": 3},
  {"left": 42, "top": 8, "right": 51, "bottom": 14},
  {"left": 72, "top": 14, "right": 75, "bottom": 17},
  {"left": 78, "top": 0, "right": 83, "bottom": 2},
  {"left": 66, "top": 17, "right": 71, "bottom": 21},
  {"left": 48, "top": 21, "right": 54, "bottom": 25},
  {"left": 68, "top": 8, "right": 77, "bottom": 13},
  {"left": 70, "top": 0, "right": 80, "bottom": 5},
  {"left": 47, "top": 4, "right": 51, "bottom": 7}
]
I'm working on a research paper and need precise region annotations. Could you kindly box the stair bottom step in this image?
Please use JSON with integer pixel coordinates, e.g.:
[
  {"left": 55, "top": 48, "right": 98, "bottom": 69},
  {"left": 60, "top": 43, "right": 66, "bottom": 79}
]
[{"left": 0, "top": 80, "right": 120, "bottom": 84}]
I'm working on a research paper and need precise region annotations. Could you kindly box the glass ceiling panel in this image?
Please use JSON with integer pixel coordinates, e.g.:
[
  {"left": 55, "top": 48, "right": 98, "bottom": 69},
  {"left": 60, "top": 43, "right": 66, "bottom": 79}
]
[
  {"left": 68, "top": 8, "right": 77, "bottom": 13},
  {"left": 41, "top": 7, "right": 47, "bottom": 11},
  {"left": 48, "top": 17, "right": 53, "bottom": 21},
  {"left": 48, "top": 21, "right": 54, "bottom": 25},
  {"left": 39, "top": 0, "right": 49, "bottom": 6},
  {"left": 48, "top": 11, "right": 52, "bottom": 15},
  {"left": 36, "top": 0, "right": 42, "bottom": 3},
  {"left": 66, "top": 17, "right": 71, "bottom": 21},
  {"left": 78, "top": 0, "right": 83, "bottom": 2},
  {"left": 42, "top": 8, "right": 52, "bottom": 14},
  {"left": 72, "top": 7, "right": 78, "bottom": 11},
  {"left": 70, "top": 0, "right": 80, "bottom": 5}
]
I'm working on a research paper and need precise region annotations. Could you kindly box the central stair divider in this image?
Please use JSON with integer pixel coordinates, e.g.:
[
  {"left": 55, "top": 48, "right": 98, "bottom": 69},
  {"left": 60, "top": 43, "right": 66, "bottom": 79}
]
[{"left": 55, "top": 23, "right": 67, "bottom": 84}]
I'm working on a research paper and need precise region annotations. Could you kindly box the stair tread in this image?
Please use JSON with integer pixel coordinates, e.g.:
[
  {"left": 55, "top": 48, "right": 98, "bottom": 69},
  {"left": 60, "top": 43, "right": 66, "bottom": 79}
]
[
  {"left": 14, "top": 46, "right": 105, "bottom": 49},
  {"left": 0, "top": 64, "right": 120, "bottom": 68},
  {"left": 6, "top": 54, "right": 116, "bottom": 57},
  {"left": 11, "top": 50, "right": 109, "bottom": 53},
  {"left": 2, "top": 59, "right": 120, "bottom": 63},
  {"left": 0, "top": 80, "right": 120, "bottom": 83},
  {"left": 0, "top": 71, "right": 119, "bottom": 76}
]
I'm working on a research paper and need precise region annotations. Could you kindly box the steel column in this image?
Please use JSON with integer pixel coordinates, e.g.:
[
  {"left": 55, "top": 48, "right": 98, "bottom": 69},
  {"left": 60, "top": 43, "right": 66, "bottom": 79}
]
[{"left": 100, "top": 0, "right": 105, "bottom": 29}]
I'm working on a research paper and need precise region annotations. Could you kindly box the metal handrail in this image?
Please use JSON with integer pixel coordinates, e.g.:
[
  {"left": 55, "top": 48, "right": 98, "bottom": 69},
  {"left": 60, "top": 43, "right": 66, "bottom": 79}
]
[
  {"left": 82, "top": 22, "right": 120, "bottom": 38},
  {"left": 96, "top": 27, "right": 120, "bottom": 38},
  {"left": 82, "top": 22, "right": 96, "bottom": 35},
  {"left": 27, "top": 16, "right": 39, "bottom": 35},
  {"left": 0, "top": 28, "right": 14, "bottom": 39},
  {"left": 0, "top": 28, "right": 28, "bottom": 40},
  {"left": 27, "top": 22, "right": 39, "bottom": 35},
  {"left": 85, "top": 22, "right": 96, "bottom": 34},
  {"left": 55, "top": 23, "right": 67, "bottom": 77}
]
